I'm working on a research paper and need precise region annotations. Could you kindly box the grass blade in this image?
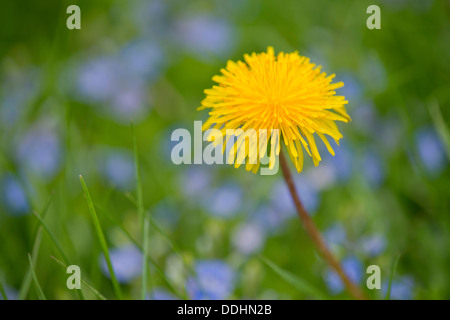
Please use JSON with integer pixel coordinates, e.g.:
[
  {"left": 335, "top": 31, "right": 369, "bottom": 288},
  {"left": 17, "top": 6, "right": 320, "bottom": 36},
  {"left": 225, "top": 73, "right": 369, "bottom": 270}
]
[
  {"left": 0, "top": 279, "right": 8, "bottom": 300},
  {"left": 132, "top": 123, "right": 152, "bottom": 300},
  {"left": 32, "top": 212, "right": 70, "bottom": 265},
  {"left": 79, "top": 175, "right": 123, "bottom": 300},
  {"left": 18, "top": 194, "right": 53, "bottom": 299},
  {"left": 428, "top": 98, "right": 450, "bottom": 159},
  {"left": 19, "top": 232, "right": 43, "bottom": 300},
  {"left": 141, "top": 214, "right": 151, "bottom": 300},
  {"left": 27, "top": 253, "right": 46, "bottom": 300},
  {"left": 125, "top": 193, "right": 188, "bottom": 263},
  {"left": 385, "top": 254, "right": 401, "bottom": 300},
  {"left": 97, "top": 205, "right": 185, "bottom": 299},
  {"left": 260, "top": 256, "right": 327, "bottom": 300},
  {"left": 32, "top": 211, "right": 85, "bottom": 300},
  {"left": 50, "top": 255, "right": 107, "bottom": 300},
  {"left": 125, "top": 192, "right": 193, "bottom": 298}
]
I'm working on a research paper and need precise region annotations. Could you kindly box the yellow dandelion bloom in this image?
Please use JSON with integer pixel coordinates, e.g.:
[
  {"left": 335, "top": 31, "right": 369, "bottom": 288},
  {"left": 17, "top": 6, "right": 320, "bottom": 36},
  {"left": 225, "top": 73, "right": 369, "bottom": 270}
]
[{"left": 198, "top": 46, "right": 350, "bottom": 173}]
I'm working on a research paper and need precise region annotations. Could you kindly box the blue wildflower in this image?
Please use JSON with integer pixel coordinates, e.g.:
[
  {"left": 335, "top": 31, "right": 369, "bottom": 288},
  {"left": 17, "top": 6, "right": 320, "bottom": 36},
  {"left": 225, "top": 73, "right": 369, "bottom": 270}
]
[
  {"left": 99, "top": 245, "right": 142, "bottom": 284},
  {"left": 203, "top": 183, "right": 242, "bottom": 218},
  {"left": 383, "top": 276, "right": 415, "bottom": 300},
  {"left": 232, "top": 222, "right": 265, "bottom": 255},
  {"left": 324, "top": 256, "right": 364, "bottom": 295},
  {"left": 0, "top": 174, "right": 30, "bottom": 216},
  {"left": 98, "top": 148, "right": 135, "bottom": 190},
  {"left": 360, "top": 234, "right": 387, "bottom": 257},
  {"left": 186, "top": 260, "right": 235, "bottom": 300},
  {"left": 174, "top": 14, "right": 235, "bottom": 59},
  {"left": 415, "top": 127, "right": 447, "bottom": 175},
  {"left": 16, "top": 126, "right": 62, "bottom": 180},
  {"left": 149, "top": 288, "right": 178, "bottom": 300},
  {"left": 361, "top": 148, "right": 385, "bottom": 187}
]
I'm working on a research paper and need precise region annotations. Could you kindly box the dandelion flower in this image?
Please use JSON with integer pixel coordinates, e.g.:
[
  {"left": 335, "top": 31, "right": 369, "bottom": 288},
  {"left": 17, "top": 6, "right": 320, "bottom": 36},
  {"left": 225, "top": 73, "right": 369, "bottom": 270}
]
[{"left": 199, "top": 46, "right": 350, "bottom": 173}]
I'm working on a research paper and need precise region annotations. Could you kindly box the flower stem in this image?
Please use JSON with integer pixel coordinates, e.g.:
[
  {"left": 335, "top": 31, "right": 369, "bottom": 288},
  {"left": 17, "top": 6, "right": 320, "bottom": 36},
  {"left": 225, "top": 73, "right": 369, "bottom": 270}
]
[{"left": 279, "top": 149, "right": 366, "bottom": 300}]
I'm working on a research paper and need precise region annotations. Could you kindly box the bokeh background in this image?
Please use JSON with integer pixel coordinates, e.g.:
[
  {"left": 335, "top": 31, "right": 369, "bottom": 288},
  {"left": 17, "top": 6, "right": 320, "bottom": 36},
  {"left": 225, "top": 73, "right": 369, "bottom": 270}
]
[{"left": 1, "top": 0, "right": 449, "bottom": 300}]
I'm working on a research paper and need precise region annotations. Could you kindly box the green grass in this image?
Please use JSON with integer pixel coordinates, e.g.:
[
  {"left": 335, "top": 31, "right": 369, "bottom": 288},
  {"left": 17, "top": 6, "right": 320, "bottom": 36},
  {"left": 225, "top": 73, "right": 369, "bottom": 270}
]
[
  {"left": 385, "top": 254, "right": 401, "bottom": 300},
  {"left": 0, "top": 278, "right": 8, "bottom": 300},
  {"left": 79, "top": 175, "right": 123, "bottom": 300},
  {"left": 428, "top": 98, "right": 450, "bottom": 160},
  {"left": 95, "top": 200, "right": 187, "bottom": 299},
  {"left": 32, "top": 211, "right": 85, "bottom": 300},
  {"left": 132, "top": 123, "right": 152, "bottom": 300},
  {"left": 50, "top": 256, "right": 107, "bottom": 300},
  {"left": 17, "top": 195, "right": 54, "bottom": 300},
  {"left": 260, "top": 256, "right": 328, "bottom": 300},
  {"left": 32, "top": 212, "right": 70, "bottom": 265},
  {"left": 28, "top": 254, "right": 46, "bottom": 300}
]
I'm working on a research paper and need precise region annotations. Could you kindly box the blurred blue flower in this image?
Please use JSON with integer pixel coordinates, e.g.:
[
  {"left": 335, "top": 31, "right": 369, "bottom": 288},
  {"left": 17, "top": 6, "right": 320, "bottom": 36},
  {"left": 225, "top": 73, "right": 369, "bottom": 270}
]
[
  {"left": 148, "top": 288, "right": 177, "bottom": 300},
  {"left": 0, "top": 67, "right": 41, "bottom": 129},
  {"left": 360, "top": 234, "right": 387, "bottom": 257},
  {"left": 99, "top": 245, "right": 142, "bottom": 284},
  {"left": 324, "top": 256, "right": 364, "bottom": 295},
  {"left": 382, "top": 276, "right": 415, "bottom": 300},
  {"left": 321, "top": 141, "right": 354, "bottom": 183},
  {"left": 110, "top": 82, "right": 149, "bottom": 122},
  {"left": 16, "top": 126, "right": 62, "bottom": 181},
  {"left": 98, "top": 148, "right": 135, "bottom": 190},
  {"left": 153, "top": 199, "right": 179, "bottom": 228},
  {"left": 120, "top": 40, "right": 165, "bottom": 80},
  {"left": 163, "top": 124, "right": 187, "bottom": 163},
  {"left": 174, "top": 14, "right": 235, "bottom": 59},
  {"left": 351, "top": 102, "right": 378, "bottom": 136},
  {"left": 0, "top": 284, "right": 18, "bottom": 300},
  {"left": 271, "top": 177, "right": 320, "bottom": 216},
  {"left": 180, "top": 166, "right": 213, "bottom": 199},
  {"left": 132, "top": 0, "right": 169, "bottom": 36},
  {"left": 336, "top": 73, "right": 363, "bottom": 103},
  {"left": 361, "top": 148, "right": 385, "bottom": 187},
  {"left": 415, "top": 127, "right": 447, "bottom": 174},
  {"left": 270, "top": 181, "right": 294, "bottom": 216},
  {"left": 1, "top": 174, "right": 30, "bottom": 216},
  {"left": 304, "top": 163, "right": 337, "bottom": 191},
  {"left": 335, "top": 143, "right": 355, "bottom": 182},
  {"left": 186, "top": 260, "right": 235, "bottom": 300},
  {"left": 323, "top": 224, "right": 347, "bottom": 247},
  {"left": 203, "top": 183, "right": 242, "bottom": 218},
  {"left": 232, "top": 222, "right": 265, "bottom": 255},
  {"left": 76, "top": 57, "right": 119, "bottom": 103},
  {"left": 254, "top": 206, "right": 287, "bottom": 233},
  {"left": 75, "top": 52, "right": 153, "bottom": 123}
]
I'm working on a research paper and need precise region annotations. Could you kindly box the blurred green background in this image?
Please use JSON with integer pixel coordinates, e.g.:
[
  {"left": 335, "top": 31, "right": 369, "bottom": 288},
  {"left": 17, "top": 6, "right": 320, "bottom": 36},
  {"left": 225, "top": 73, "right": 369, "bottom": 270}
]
[{"left": 0, "top": 0, "right": 449, "bottom": 300}]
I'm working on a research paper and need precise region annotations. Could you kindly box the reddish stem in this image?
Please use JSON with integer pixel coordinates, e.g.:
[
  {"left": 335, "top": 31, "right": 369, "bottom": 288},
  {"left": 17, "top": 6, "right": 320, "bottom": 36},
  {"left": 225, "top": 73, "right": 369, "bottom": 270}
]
[{"left": 279, "top": 149, "right": 366, "bottom": 300}]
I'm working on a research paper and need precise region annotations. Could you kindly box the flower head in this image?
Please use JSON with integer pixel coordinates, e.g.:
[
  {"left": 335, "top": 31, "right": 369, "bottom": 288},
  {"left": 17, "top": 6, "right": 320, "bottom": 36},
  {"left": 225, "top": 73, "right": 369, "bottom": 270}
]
[{"left": 199, "top": 47, "right": 350, "bottom": 173}]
